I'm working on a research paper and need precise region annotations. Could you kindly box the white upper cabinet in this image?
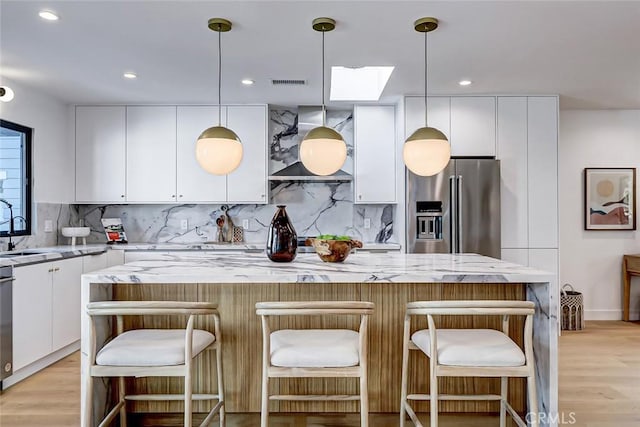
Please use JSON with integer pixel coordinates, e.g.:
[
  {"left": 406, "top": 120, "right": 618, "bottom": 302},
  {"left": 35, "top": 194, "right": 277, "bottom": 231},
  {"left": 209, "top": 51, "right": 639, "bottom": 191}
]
[
  {"left": 527, "top": 97, "right": 558, "bottom": 248},
  {"left": 450, "top": 97, "right": 496, "bottom": 157},
  {"left": 75, "top": 106, "right": 126, "bottom": 203},
  {"left": 354, "top": 105, "right": 396, "bottom": 203},
  {"left": 497, "top": 97, "right": 528, "bottom": 248},
  {"left": 226, "top": 105, "right": 268, "bottom": 204},
  {"left": 176, "top": 106, "right": 227, "bottom": 203},
  {"left": 75, "top": 105, "right": 268, "bottom": 204},
  {"left": 126, "top": 106, "right": 177, "bottom": 202},
  {"left": 404, "top": 96, "right": 450, "bottom": 140}
]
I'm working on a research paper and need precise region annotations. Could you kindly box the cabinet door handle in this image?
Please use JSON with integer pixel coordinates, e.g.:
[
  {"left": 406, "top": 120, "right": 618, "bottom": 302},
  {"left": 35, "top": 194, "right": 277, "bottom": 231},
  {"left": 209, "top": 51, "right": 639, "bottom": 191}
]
[
  {"left": 358, "top": 194, "right": 362, "bottom": 200},
  {"left": 120, "top": 195, "right": 125, "bottom": 198},
  {"left": 48, "top": 268, "right": 53, "bottom": 273},
  {"left": 55, "top": 267, "right": 60, "bottom": 272},
  {"left": 179, "top": 195, "right": 183, "bottom": 198},
  {"left": 171, "top": 195, "right": 176, "bottom": 198}
]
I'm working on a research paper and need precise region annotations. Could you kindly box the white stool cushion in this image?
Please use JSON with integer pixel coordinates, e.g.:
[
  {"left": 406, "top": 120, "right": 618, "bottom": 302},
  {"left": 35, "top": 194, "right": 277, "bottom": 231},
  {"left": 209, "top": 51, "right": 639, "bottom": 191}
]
[
  {"left": 411, "top": 329, "right": 525, "bottom": 367},
  {"left": 96, "top": 329, "right": 215, "bottom": 367},
  {"left": 270, "top": 329, "right": 360, "bottom": 368}
]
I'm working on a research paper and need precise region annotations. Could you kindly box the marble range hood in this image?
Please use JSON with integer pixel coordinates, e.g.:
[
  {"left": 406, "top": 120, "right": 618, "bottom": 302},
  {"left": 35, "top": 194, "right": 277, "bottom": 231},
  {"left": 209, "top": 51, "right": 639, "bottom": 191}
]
[{"left": 268, "top": 106, "right": 353, "bottom": 182}]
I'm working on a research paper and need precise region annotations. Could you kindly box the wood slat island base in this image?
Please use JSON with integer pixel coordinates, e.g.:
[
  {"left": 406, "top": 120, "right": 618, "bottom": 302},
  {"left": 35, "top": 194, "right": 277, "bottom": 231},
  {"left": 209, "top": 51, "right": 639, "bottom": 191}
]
[
  {"left": 111, "top": 282, "right": 526, "bottom": 419},
  {"left": 80, "top": 253, "right": 557, "bottom": 426}
]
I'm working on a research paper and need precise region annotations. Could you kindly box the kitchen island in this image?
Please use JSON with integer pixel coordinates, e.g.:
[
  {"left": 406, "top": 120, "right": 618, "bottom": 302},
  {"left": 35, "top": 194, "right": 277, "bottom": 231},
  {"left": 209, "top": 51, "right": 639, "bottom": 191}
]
[{"left": 81, "top": 253, "right": 558, "bottom": 426}]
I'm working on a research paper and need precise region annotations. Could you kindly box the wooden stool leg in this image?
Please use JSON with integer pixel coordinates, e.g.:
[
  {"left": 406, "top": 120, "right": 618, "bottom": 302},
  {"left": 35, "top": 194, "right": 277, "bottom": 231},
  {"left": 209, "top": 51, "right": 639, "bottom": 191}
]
[
  {"left": 119, "top": 376, "right": 127, "bottom": 427},
  {"left": 499, "top": 377, "right": 507, "bottom": 427},
  {"left": 360, "top": 369, "right": 369, "bottom": 427},
  {"left": 216, "top": 346, "right": 226, "bottom": 426},
  {"left": 185, "top": 365, "right": 193, "bottom": 427},
  {"left": 400, "top": 316, "right": 411, "bottom": 427},
  {"left": 82, "top": 375, "right": 93, "bottom": 427},
  {"left": 430, "top": 374, "right": 438, "bottom": 427},
  {"left": 527, "top": 373, "right": 539, "bottom": 427},
  {"left": 260, "top": 373, "right": 269, "bottom": 427}
]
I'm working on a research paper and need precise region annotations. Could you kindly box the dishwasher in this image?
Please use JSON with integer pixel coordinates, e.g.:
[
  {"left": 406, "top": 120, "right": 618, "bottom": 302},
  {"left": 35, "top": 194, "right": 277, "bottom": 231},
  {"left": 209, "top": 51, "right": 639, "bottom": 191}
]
[{"left": 0, "top": 265, "right": 12, "bottom": 390}]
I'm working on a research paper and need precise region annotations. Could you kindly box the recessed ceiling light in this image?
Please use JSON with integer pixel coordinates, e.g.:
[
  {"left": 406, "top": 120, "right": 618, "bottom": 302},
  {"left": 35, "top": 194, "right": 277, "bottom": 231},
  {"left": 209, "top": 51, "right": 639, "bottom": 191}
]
[
  {"left": 458, "top": 80, "right": 472, "bottom": 86},
  {"left": 241, "top": 79, "right": 254, "bottom": 86},
  {"left": 330, "top": 66, "right": 395, "bottom": 101},
  {"left": 38, "top": 10, "right": 59, "bottom": 21},
  {"left": 0, "top": 86, "right": 15, "bottom": 102},
  {"left": 123, "top": 72, "right": 137, "bottom": 79}
]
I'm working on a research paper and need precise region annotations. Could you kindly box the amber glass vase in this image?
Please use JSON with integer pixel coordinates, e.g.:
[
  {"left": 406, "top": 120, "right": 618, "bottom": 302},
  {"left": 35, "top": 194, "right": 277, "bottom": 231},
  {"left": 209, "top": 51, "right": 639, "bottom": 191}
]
[{"left": 266, "top": 205, "right": 297, "bottom": 262}]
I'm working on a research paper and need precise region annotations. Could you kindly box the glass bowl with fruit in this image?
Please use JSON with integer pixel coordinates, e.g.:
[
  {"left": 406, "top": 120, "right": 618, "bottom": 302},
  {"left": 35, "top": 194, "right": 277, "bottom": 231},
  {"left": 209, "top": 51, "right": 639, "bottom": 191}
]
[{"left": 305, "top": 235, "right": 363, "bottom": 262}]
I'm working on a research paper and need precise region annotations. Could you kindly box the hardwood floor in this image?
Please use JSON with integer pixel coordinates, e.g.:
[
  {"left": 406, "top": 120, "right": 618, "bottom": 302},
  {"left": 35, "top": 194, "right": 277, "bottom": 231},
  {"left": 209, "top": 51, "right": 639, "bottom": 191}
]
[
  {"left": 559, "top": 321, "right": 640, "bottom": 427},
  {"left": 1, "top": 321, "right": 638, "bottom": 426}
]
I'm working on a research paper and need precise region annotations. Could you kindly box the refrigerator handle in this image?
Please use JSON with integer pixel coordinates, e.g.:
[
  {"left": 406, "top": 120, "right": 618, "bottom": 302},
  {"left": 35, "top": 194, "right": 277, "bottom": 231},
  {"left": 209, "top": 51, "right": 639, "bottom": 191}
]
[
  {"left": 457, "top": 175, "right": 463, "bottom": 254},
  {"left": 449, "top": 175, "right": 457, "bottom": 253}
]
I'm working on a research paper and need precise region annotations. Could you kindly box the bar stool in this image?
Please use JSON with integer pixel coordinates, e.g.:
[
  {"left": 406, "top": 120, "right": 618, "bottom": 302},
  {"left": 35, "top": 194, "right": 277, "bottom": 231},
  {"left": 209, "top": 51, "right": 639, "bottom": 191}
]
[
  {"left": 255, "top": 301, "right": 374, "bottom": 427},
  {"left": 83, "top": 301, "right": 225, "bottom": 427},
  {"left": 400, "top": 300, "right": 538, "bottom": 427}
]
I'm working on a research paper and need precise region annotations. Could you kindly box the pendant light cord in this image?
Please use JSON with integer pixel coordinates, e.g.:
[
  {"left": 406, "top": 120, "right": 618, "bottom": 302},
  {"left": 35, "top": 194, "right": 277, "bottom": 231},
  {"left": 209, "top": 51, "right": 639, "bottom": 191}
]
[
  {"left": 322, "top": 28, "right": 326, "bottom": 126},
  {"left": 218, "top": 29, "right": 222, "bottom": 126},
  {"left": 424, "top": 29, "right": 428, "bottom": 126}
]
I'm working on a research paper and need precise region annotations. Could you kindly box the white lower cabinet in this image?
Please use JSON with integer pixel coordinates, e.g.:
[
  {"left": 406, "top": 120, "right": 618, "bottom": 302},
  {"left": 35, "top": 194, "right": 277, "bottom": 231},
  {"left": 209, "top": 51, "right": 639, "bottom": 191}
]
[
  {"left": 51, "top": 258, "right": 84, "bottom": 351},
  {"left": 13, "top": 262, "right": 54, "bottom": 371},
  {"left": 12, "top": 256, "right": 95, "bottom": 372}
]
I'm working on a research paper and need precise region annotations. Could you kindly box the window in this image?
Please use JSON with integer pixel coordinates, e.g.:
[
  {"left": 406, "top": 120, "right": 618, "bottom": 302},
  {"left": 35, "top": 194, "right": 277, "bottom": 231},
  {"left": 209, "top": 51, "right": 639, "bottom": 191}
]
[{"left": 0, "top": 119, "right": 32, "bottom": 237}]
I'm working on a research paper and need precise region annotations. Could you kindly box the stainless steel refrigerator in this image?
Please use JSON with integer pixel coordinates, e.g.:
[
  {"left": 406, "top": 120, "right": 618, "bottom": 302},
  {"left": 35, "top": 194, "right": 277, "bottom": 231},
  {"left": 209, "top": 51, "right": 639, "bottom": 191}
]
[{"left": 406, "top": 158, "right": 501, "bottom": 257}]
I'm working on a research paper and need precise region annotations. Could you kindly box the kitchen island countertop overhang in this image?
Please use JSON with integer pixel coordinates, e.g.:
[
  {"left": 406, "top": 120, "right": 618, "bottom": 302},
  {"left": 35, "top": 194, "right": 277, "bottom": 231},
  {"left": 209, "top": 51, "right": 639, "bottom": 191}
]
[
  {"left": 80, "top": 253, "right": 559, "bottom": 426},
  {"left": 81, "top": 252, "right": 554, "bottom": 284}
]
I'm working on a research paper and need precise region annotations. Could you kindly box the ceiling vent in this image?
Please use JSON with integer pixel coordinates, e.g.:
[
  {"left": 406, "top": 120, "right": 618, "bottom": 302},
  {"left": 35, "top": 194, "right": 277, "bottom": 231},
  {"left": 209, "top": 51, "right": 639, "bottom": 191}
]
[{"left": 271, "top": 79, "right": 306, "bottom": 86}]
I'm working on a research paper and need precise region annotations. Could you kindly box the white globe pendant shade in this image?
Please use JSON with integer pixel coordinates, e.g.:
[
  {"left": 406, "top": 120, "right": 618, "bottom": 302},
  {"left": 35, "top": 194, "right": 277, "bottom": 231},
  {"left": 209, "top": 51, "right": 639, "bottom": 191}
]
[
  {"left": 300, "top": 126, "right": 347, "bottom": 176},
  {"left": 403, "top": 126, "right": 451, "bottom": 176},
  {"left": 196, "top": 126, "right": 243, "bottom": 175}
]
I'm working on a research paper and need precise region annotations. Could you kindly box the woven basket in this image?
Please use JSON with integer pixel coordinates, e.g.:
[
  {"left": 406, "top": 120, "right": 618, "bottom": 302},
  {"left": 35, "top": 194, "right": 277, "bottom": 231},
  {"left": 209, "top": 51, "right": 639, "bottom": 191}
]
[{"left": 561, "top": 283, "right": 584, "bottom": 331}]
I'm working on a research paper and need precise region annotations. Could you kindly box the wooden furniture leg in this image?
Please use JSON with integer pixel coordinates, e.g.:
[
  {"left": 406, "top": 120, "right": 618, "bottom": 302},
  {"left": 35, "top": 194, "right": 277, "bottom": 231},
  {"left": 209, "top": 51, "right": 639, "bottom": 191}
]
[{"left": 623, "top": 257, "right": 631, "bottom": 321}]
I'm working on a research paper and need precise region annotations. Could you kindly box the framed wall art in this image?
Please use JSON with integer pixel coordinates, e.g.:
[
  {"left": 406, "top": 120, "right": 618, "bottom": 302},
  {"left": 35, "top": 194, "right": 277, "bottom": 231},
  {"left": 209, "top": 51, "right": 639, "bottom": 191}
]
[{"left": 584, "top": 167, "right": 636, "bottom": 230}]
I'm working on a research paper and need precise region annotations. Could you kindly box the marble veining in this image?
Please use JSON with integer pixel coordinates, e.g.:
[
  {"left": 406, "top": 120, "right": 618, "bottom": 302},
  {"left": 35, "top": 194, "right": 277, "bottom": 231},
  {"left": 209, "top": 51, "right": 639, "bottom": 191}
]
[{"left": 83, "top": 253, "right": 553, "bottom": 284}]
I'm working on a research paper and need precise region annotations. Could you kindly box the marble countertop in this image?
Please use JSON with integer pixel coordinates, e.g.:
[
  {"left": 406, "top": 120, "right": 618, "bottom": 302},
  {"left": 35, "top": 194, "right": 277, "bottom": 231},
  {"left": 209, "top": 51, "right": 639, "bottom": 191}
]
[
  {"left": 82, "top": 252, "right": 553, "bottom": 284},
  {"left": 114, "top": 242, "right": 402, "bottom": 251},
  {"left": 0, "top": 245, "right": 107, "bottom": 267},
  {"left": 0, "top": 242, "right": 400, "bottom": 268}
]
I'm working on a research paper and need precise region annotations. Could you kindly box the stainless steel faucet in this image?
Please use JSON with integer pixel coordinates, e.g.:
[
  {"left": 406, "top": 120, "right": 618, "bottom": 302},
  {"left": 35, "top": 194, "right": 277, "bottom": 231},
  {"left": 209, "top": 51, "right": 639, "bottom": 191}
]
[{"left": 0, "top": 199, "right": 16, "bottom": 251}]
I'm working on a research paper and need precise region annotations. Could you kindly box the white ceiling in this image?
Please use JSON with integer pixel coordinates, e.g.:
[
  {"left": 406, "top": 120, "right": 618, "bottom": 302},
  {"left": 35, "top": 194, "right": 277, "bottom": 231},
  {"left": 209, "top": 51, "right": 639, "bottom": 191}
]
[{"left": 1, "top": 0, "right": 639, "bottom": 109}]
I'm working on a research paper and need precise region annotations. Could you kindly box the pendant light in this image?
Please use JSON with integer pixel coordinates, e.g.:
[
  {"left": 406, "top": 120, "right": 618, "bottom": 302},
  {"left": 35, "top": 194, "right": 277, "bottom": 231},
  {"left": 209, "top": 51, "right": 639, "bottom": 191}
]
[
  {"left": 299, "top": 17, "right": 347, "bottom": 176},
  {"left": 196, "top": 18, "right": 243, "bottom": 176},
  {"left": 403, "top": 17, "right": 450, "bottom": 177}
]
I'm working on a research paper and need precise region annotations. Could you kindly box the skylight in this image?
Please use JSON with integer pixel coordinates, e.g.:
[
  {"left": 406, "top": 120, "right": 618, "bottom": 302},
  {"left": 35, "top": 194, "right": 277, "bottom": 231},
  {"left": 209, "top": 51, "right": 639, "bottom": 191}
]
[{"left": 330, "top": 66, "right": 394, "bottom": 101}]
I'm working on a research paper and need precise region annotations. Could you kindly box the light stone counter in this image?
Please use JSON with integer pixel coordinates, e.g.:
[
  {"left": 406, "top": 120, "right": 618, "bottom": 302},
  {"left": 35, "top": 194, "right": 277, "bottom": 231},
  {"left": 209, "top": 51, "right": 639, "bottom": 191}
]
[{"left": 81, "top": 253, "right": 558, "bottom": 426}]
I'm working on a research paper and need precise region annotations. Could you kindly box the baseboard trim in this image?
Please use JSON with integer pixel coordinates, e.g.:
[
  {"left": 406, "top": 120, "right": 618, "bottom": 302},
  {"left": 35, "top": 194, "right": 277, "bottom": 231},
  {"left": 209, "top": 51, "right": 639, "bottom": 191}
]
[
  {"left": 585, "top": 309, "right": 639, "bottom": 321},
  {"left": 1, "top": 340, "right": 79, "bottom": 391}
]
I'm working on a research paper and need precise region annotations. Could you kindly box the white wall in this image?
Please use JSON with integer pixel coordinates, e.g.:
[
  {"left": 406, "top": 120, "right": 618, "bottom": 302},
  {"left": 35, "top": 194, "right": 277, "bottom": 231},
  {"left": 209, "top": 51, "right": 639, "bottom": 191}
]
[
  {"left": 559, "top": 110, "right": 640, "bottom": 320},
  {"left": 0, "top": 77, "right": 73, "bottom": 203}
]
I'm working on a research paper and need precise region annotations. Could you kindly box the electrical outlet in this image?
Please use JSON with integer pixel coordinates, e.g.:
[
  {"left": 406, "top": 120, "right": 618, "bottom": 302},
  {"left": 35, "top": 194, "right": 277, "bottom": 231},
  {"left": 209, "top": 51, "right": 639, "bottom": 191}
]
[
  {"left": 180, "top": 219, "right": 189, "bottom": 230},
  {"left": 364, "top": 218, "right": 371, "bottom": 229},
  {"left": 242, "top": 219, "right": 250, "bottom": 230},
  {"left": 44, "top": 220, "right": 53, "bottom": 232}
]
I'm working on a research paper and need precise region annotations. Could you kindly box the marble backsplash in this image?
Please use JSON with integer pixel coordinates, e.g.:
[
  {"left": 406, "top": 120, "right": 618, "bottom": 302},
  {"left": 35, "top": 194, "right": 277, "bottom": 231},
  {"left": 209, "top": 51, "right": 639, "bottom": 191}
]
[
  {"left": 71, "top": 198, "right": 394, "bottom": 244},
  {"left": 0, "top": 202, "right": 72, "bottom": 251}
]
